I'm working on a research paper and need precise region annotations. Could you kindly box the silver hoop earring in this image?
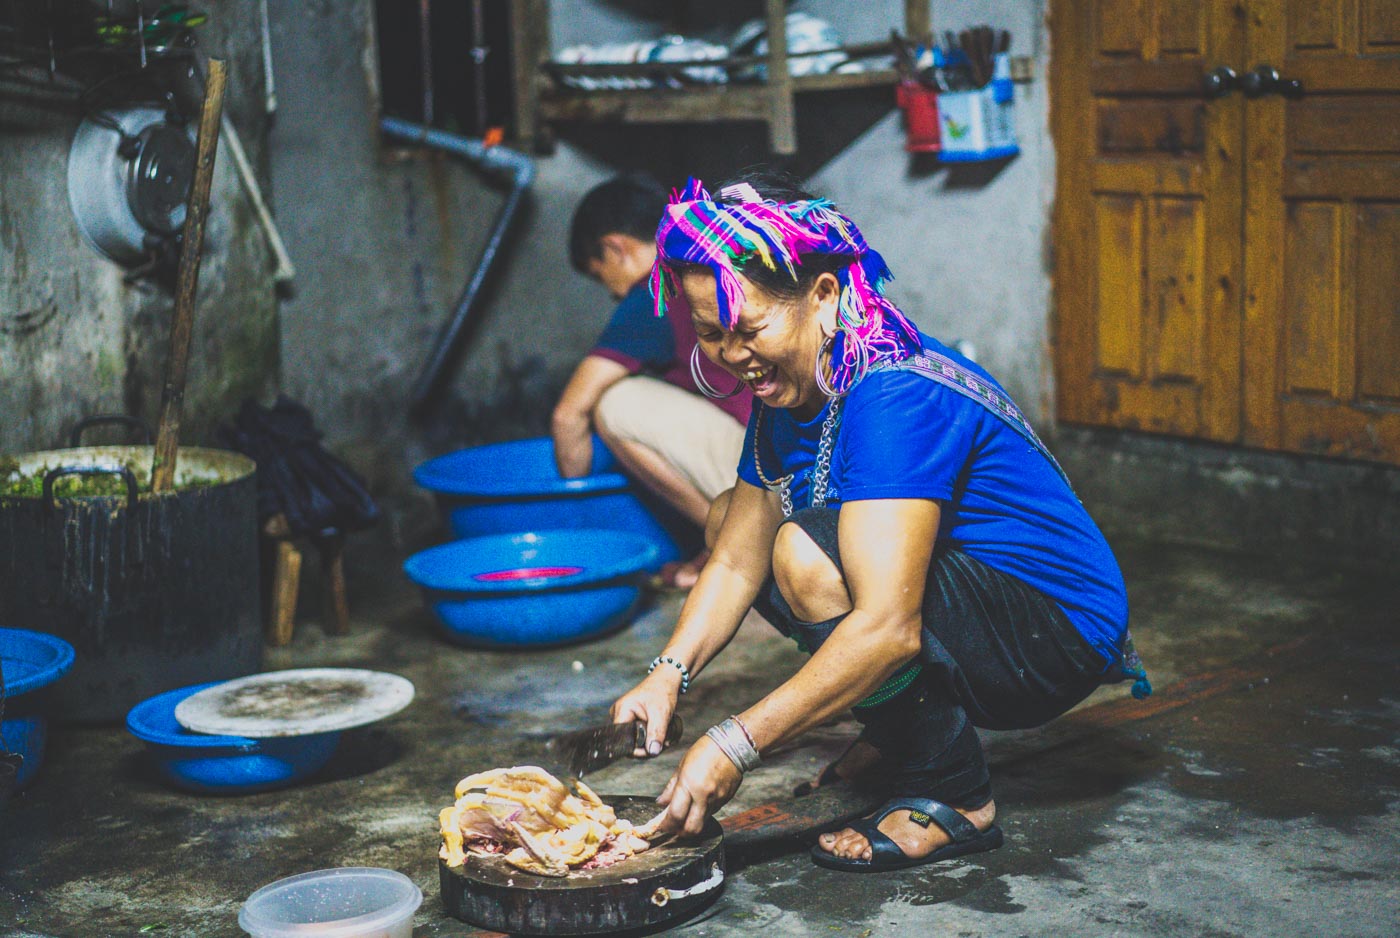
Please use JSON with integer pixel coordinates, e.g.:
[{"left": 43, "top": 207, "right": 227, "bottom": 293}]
[
  {"left": 690, "top": 344, "right": 745, "bottom": 399},
  {"left": 814, "top": 331, "right": 869, "bottom": 399}
]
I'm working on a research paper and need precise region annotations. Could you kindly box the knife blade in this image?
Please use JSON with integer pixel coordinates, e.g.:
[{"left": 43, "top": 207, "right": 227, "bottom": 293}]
[{"left": 545, "top": 715, "right": 683, "bottom": 778}]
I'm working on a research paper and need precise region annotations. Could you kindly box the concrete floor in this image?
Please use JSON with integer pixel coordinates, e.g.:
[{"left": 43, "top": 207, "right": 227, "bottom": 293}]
[{"left": 1, "top": 533, "right": 1396, "bottom": 937}]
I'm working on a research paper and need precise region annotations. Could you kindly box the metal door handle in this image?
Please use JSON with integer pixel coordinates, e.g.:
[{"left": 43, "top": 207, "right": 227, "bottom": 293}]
[
  {"left": 1242, "top": 64, "right": 1305, "bottom": 99},
  {"left": 1201, "top": 66, "right": 1238, "bottom": 99}
]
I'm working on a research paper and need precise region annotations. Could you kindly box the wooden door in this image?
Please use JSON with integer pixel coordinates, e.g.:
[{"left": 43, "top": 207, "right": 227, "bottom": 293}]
[
  {"left": 1243, "top": 0, "right": 1400, "bottom": 462},
  {"left": 1051, "top": 0, "right": 1248, "bottom": 441}
]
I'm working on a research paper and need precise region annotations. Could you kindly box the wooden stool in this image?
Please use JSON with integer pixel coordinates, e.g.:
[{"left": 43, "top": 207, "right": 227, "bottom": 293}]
[{"left": 263, "top": 513, "right": 351, "bottom": 646}]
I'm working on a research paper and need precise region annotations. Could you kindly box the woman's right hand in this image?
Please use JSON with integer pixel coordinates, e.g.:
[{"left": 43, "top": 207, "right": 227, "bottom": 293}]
[{"left": 610, "top": 666, "right": 683, "bottom": 757}]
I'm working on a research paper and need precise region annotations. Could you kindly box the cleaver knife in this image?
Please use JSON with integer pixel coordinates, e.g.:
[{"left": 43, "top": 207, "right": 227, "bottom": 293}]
[{"left": 545, "top": 715, "right": 683, "bottom": 778}]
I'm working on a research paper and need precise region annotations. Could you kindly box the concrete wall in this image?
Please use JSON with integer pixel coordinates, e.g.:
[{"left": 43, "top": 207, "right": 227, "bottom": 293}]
[
  {"left": 3, "top": 3, "right": 1390, "bottom": 579},
  {"left": 266, "top": 0, "right": 1053, "bottom": 524},
  {"left": 0, "top": 4, "right": 279, "bottom": 456},
  {"left": 269, "top": 0, "right": 622, "bottom": 508},
  {"left": 548, "top": 0, "right": 1057, "bottom": 416},
  {"left": 810, "top": 0, "right": 1055, "bottom": 420},
  {"left": 1057, "top": 427, "right": 1400, "bottom": 573},
  {"left": 264, "top": 0, "right": 1398, "bottom": 563}
]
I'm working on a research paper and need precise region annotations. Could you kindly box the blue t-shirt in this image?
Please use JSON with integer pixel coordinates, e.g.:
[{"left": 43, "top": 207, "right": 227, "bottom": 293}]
[
  {"left": 593, "top": 282, "right": 675, "bottom": 372},
  {"left": 737, "top": 334, "right": 1128, "bottom": 664}
]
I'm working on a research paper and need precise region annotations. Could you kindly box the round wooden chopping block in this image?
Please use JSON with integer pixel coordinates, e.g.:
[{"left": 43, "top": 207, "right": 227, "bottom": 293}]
[
  {"left": 440, "top": 796, "right": 725, "bottom": 935},
  {"left": 173, "top": 668, "right": 414, "bottom": 737}
]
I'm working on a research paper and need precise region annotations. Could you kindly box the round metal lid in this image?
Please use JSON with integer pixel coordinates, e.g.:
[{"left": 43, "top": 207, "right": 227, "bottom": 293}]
[
  {"left": 173, "top": 668, "right": 415, "bottom": 738},
  {"left": 127, "top": 122, "right": 194, "bottom": 234},
  {"left": 67, "top": 106, "right": 194, "bottom": 265}
]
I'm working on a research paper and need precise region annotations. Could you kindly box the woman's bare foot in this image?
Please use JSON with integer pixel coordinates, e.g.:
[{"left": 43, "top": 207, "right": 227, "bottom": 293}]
[
  {"left": 816, "top": 799, "right": 997, "bottom": 861},
  {"left": 794, "top": 739, "right": 883, "bottom": 796}
]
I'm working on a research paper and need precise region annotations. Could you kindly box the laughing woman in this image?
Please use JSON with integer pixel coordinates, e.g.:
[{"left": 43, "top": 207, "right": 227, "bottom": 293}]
[{"left": 610, "top": 175, "right": 1146, "bottom": 871}]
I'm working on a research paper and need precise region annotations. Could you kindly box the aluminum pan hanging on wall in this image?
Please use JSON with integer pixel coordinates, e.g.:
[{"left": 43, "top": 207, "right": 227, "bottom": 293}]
[{"left": 67, "top": 106, "right": 196, "bottom": 265}]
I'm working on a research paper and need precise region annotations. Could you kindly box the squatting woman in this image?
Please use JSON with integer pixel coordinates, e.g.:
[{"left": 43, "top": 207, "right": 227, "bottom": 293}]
[{"left": 611, "top": 175, "right": 1143, "bottom": 871}]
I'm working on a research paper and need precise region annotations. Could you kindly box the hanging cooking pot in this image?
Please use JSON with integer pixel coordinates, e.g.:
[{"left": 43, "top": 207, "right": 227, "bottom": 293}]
[{"left": 0, "top": 416, "right": 261, "bottom": 723}]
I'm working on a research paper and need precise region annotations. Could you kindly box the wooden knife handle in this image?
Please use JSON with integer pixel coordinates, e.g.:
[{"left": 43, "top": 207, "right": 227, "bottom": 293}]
[{"left": 636, "top": 714, "right": 684, "bottom": 750}]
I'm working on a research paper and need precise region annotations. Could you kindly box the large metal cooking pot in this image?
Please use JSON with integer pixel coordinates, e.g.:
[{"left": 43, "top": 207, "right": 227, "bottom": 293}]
[{"left": 0, "top": 420, "right": 261, "bottom": 722}]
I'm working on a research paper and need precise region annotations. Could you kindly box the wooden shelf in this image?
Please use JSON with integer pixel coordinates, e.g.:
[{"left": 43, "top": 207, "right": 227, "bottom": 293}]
[
  {"left": 540, "top": 85, "right": 772, "bottom": 125},
  {"left": 538, "top": 69, "right": 900, "bottom": 124},
  {"left": 792, "top": 68, "right": 901, "bottom": 93},
  {"left": 512, "top": 1, "right": 931, "bottom": 156}
]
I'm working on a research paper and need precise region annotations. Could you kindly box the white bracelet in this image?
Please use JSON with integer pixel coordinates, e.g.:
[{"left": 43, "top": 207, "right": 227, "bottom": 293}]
[
  {"left": 648, "top": 655, "right": 690, "bottom": 694},
  {"left": 705, "top": 716, "right": 760, "bottom": 774}
]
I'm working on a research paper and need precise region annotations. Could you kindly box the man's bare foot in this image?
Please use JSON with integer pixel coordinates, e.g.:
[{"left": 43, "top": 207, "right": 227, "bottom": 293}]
[
  {"left": 815, "top": 798, "right": 997, "bottom": 861},
  {"left": 670, "top": 550, "right": 708, "bottom": 589},
  {"left": 651, "top": 550, "right": 710, "bottom": 591},
  {"left": 795, "top": 739, "right": 883, "bottom": 796}
]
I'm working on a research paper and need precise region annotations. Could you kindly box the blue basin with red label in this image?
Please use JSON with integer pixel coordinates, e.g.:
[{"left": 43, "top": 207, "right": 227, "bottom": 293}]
[{"left": 403, "top": 529, "right": 659, "bottom": 647}]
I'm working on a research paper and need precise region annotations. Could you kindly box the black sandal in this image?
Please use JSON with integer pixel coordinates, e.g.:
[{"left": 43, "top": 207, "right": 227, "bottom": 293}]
[{"left": 810, "top": 796, "right": 1003, "bottom": 872}]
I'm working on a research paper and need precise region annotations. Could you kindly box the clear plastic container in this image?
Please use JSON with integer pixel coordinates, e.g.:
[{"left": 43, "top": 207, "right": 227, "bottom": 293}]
[{"left": 238, "top": 867, "right": 422, "bottom": 938}]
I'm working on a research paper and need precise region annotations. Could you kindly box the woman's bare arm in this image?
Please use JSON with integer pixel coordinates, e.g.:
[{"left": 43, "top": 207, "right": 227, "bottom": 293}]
[
  {"left": 611, "top": 479, "right": 784, "bottom": 750},
  {"left": 658, "top": 479, "right": 784, "bottom": 676},
  {"left": 736, "top": 497, "right": 940, "bottom": 752}
]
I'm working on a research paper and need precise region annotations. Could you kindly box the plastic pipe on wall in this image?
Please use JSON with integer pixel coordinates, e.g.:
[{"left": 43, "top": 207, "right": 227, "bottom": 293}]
[{"left": 379, "top": 117, "right": 535, "bottom": 414}]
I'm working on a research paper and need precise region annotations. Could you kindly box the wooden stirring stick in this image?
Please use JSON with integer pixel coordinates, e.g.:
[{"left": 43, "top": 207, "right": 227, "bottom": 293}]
[{"left": 152, "top": 58, "right": 227, "bottom": 493}]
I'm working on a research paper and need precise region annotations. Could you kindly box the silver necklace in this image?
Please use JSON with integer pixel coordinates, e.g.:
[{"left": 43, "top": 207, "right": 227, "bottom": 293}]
[{"left": 753, "top": 398, "right": 845, "bottom": 518}]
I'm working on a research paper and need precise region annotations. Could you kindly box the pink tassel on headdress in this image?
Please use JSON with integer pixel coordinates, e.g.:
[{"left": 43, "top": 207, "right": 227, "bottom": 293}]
[{"left": 649, "top": 177, "right": 922, "bottom": 390}]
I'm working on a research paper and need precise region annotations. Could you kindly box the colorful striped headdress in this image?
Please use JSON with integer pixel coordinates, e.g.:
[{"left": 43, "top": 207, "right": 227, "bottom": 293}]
[{"left": 649, "top": 178, "right": 920, "bottom": 393}]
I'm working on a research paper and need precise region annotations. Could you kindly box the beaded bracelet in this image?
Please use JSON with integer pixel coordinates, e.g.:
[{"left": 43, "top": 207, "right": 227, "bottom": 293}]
[{"left": 648, "top": 655, "right": 690, "bottom": 694}]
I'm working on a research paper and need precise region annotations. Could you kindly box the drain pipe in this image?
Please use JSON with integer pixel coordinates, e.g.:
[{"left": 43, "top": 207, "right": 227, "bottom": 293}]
[{"left": 379, "top": 117, "right": 536, "bottom": 414}]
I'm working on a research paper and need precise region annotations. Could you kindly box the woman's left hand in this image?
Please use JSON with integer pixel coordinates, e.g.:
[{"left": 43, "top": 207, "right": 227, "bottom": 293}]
[{"left": 655, "top": 736, "right": 743, "bottom": 837}]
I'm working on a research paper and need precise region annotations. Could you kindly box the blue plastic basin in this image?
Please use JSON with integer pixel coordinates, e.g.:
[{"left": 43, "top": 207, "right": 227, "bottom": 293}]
[
  {"left": 126, "top": 682, "right": 340, "bottom": 795},
  {"left": 412, "top": 437, "right": 683, "bottom": 565},
  {"left": 403, "top": 529, "right": 659, "bottom": 647},
  {"left": 0, "top": 628, "right": 76, "bottom": 789}
]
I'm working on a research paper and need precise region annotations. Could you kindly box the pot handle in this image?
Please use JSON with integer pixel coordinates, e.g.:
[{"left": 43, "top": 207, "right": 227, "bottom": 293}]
[
  {"left": 69, "top": 414, "right": 153, "bottom": 448},
  {"left": 42, "top": 466, "right": 140, "bottom": 513}
]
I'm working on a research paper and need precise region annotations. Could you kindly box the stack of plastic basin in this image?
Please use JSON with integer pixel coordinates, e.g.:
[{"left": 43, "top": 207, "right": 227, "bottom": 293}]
[
  {"left": 412, "top": 436, "right": 682, "bottom": 561},
  {"left": 407, "top": 437, "right": 675, "bottom": 647}
]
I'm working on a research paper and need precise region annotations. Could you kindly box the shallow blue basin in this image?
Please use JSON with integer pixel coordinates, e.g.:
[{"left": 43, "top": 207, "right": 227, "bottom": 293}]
[
  {"left": 126, "top": 682, "right": 340, "bottom": 795},
  {"left": 0, "top": 628, "right": 76, "bottom": 789},
  {"left": 403, "top": 529, "right": 659, "bottom": 647},
  {"left": 412, "top": 437, "right": 684, "bottom": 565}
]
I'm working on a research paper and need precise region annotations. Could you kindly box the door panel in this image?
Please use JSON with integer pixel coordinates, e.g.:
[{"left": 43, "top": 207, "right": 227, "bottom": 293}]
[
  {"left": 1158, "top": 0, "right": 1208, "bottom": 56},
  {"left": 1094, "top": 196, "right": 1146, "bottom": 376},
  {"left": 1355, "top": 203, "right": 1400, "bottom": 402},
  {"left": 1055, "top": 0, "right": 1400, "bottom": 466},
  {"left": 1280, "top": 202, "right": 1342, "bottom": 396},
  {"left": 1364, "top": 2, "right": 1400, "bottom": 50},
  {"left": 1244, "top": 0, "right": 1400, "bottom": 462},
  {"left": 1151, "top": 196, "right": 1206, "bottom": 382},
  {"left": 1052, "top": 0, "right": 1246, "bottom": 439},
  {"left": 1289, "top": 97, "right": 1400, "bottom": 153},
  {"left": 1096, "top": 0, "right": 1148, "bottom": 55},
  {"left": 1096, "top": 99, "right": 1206, "bottom": 153}
]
